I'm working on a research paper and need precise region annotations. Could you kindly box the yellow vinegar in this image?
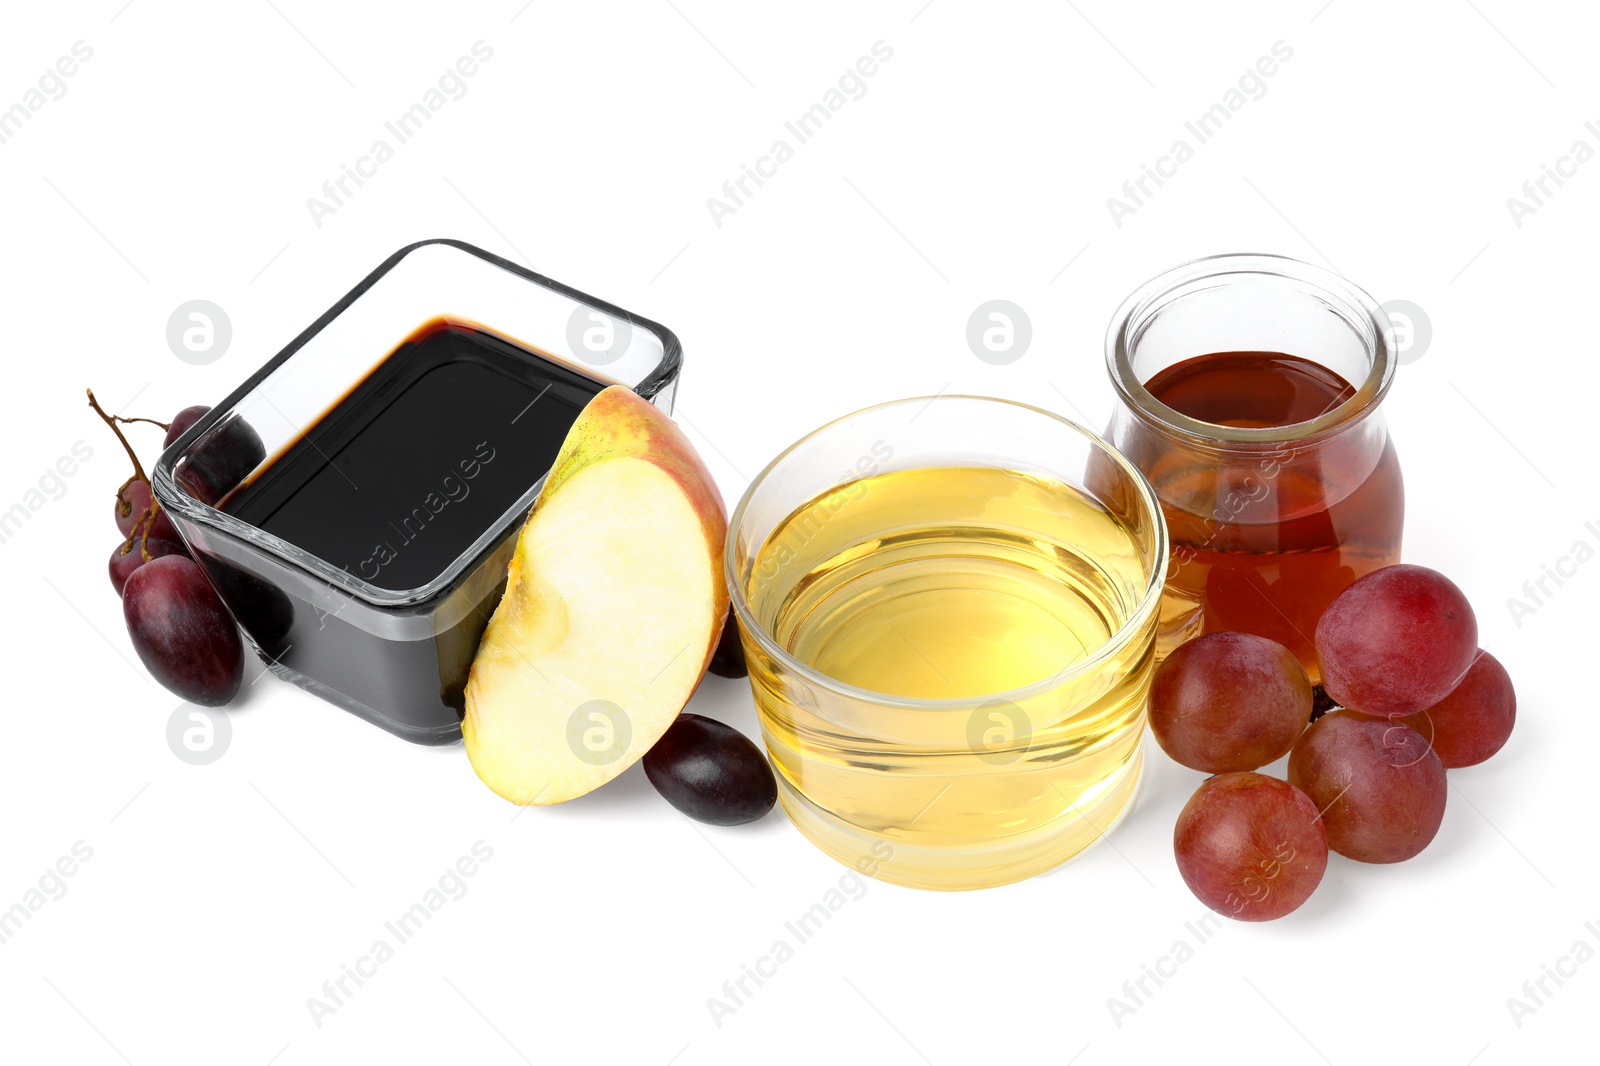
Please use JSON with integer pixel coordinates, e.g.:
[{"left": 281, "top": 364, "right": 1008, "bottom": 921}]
[{"left": 742, "top": 465, "right": 1159, "bottom": 890}]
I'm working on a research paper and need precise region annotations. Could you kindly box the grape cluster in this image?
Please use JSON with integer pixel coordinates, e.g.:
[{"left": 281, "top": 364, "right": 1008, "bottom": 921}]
[
  {"left": 1154, "top": 564, "right": 1515, "bottom": 920},
  {"left": 90, "top": 391, "right": 244, "bottom": 707}
]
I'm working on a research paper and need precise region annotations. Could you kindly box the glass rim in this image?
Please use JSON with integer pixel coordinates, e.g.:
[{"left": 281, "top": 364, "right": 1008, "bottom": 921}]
[
  {"left": 723, "top": 394, "right": 1170, "bottom": 713},
  {"left": 150, "top": 238, "right": 683, "bottom": 609},
  {"left": 1105, "top": 252, "right": 1397, "bottom": 449}
]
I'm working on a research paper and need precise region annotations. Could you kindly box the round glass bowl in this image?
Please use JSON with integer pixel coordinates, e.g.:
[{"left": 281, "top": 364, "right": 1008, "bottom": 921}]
[{"left": 725, "top": 396, "right": 1167, "bottom": 890}]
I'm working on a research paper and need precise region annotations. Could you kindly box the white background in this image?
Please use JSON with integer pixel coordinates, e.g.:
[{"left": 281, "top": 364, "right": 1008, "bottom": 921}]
[{"left": 1, "top": 2, "right": 1595, "bottom": 1063}]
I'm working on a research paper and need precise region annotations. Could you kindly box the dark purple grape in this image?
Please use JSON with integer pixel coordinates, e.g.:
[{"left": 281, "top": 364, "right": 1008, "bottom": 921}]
[
  {"left": 115, "top": 479, "right": 178, "bottom": 542},
  {"left": 146, "top": 508, "right": 180, "bottom": 543},
  {"left": 1287, "top": 709, "right": 1446, "bottom": 863},
  {"left": 1149, "top": 631, "right": 1310, "bottom": 773},
  {"left": 175, "top": 415, "right": 266, "bottom": 505},
  {"left": 195, "top": 555, "right": 295, "bottom": 654},
  {"left": 109, "top": 536, "right": 188, "bottom": 595},
  {"left": 1173, "top": 772, "right": 1328, "bottom": 922},
  {"left": 707, "top": 607, "right": 747, "bottom": 679},
  {"left": 163, "top": 405, "right": 210, "bottom": 448},
  {"left": 643, "top": 713, "right": 775, "bottom": 825},
  {"left": 115, "top": 479, "right": 152, "bottom": 537},
  {"left": 123, "top": 555, "right": 243, "bottom": 706}
]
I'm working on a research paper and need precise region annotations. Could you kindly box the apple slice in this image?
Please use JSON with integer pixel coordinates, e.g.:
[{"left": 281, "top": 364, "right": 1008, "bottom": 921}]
[{"left": 463, "top": 385, "right": 729, "bottom": 805}]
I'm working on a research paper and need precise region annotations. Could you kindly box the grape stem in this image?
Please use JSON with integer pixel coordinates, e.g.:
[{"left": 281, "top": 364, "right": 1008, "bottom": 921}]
[
  {"left": 87, "top": 389, "right": 148, "bottom": 483},
  {"left": 113, "top": 414, "right": 171, "bottom": 431},
  {"left": 114, "top": 472, "right": 140, "bottom": 523},
  {"left": 89, "top": 387, "right": 165, "bottom": 559}
]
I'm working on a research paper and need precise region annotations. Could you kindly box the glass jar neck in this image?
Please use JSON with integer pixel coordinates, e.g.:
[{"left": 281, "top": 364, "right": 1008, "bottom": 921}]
[{"left": 1105, "top": 253, "right": 1396, "bottom": 451}]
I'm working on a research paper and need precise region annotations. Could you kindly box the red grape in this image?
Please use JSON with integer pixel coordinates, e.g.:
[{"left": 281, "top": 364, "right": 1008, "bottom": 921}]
[
  {"left": 644, "top": 714, "right": 775, "bottom": 825},
  {"left": 1377, "top": 650, "right": 1515, "bottom": 769},
  {"left": 1150, "top": 632, "right": 1310, "bottom": 773},
  {"left": 123, "top": 555, "right": 243, "bottom": 706},
  {"left": 108, "top": 536, "right": 188, "bottom": 595},
  {"left": 1173, "top": 772, "right": 1328, "bottom": 922},
  {"left": 164, "top": 405, "right": 210, "bottom": 448},
  {"left": 1315, "top": 564, "right": 1478, "bottom": 716},
  {"left": 1287, "top": 710, "right": 1446, "bottom": 863},
  {"left": 707, "top": 607, "right": 747, "bottom": 679}
]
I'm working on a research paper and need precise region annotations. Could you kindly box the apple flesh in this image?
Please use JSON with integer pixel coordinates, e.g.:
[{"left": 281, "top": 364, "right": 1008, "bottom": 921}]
[{"left": 463, "top": 386, "right": 729, "bottom": 805}]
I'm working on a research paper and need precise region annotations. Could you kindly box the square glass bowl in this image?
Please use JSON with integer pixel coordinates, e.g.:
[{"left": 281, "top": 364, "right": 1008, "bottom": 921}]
[{"left": 151, "top": 240, "right": 681, "bottom": 744}]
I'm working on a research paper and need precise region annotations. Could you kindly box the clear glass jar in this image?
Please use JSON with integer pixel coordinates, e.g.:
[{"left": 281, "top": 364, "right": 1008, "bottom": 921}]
[
  {"left": 152, "top": 240, "right": 681, "bottom": 743},
  {"left": 1103, "top": 253, "right": 1403, "bottom": 679}
]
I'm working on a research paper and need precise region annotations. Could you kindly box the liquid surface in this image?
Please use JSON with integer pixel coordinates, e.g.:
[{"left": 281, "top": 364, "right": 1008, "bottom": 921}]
[
  {"left": 223, "top": 318, "right": 604, "bottom": 592},
  {"left": 1146, "top": 350, "right": 1356, "bottom": 428},
  {"left": 741, "top": 466, "right": 1158, "bottom": 889},
  {"left": 751, "top": 467, "right": 1146, "bottom": 699},
  {"left": 1139, "top": 351, "right": 1403, "bottom": 676}
]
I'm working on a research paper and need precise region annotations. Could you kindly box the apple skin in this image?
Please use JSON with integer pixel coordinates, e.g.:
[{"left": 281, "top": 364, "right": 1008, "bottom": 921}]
[
  {"left": 545, "top": 387, "right": 722, "bottom": 505},
  {"left": 462, "top": 386, "right": 731, "bottom": 805}
]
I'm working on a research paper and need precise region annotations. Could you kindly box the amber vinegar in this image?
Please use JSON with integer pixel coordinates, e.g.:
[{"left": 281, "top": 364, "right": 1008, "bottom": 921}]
[{"left": 1142, "top": 351, "right": 1404, "bottom": 677}]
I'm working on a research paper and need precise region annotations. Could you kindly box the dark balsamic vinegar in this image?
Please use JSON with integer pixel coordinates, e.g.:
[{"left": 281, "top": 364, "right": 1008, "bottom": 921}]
[
  {"left": 207, "top": 317, "right": 604, "bottom": 740},
  {"left": 224, "top": 317, "right": 604, "bottom": 592}
]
